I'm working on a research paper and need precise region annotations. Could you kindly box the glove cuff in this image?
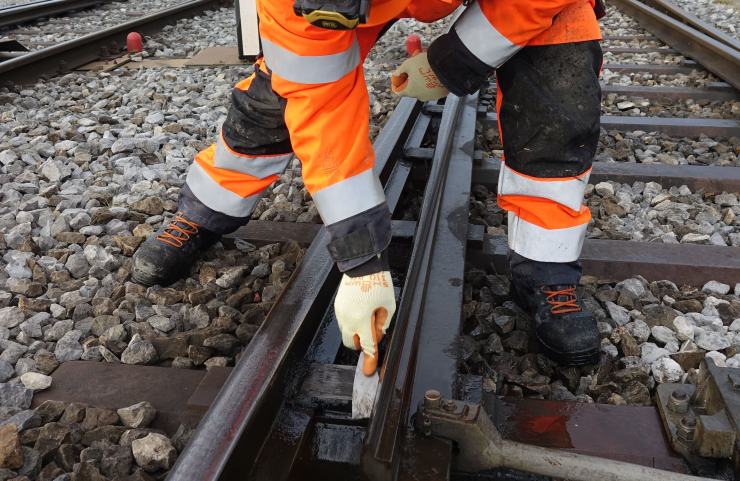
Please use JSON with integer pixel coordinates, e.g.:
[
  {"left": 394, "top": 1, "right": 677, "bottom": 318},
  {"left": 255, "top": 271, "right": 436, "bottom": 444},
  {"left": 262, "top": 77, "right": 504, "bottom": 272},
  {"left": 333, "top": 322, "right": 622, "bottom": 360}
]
[
  {"left": 344, "top": 249, "right": 390, "bottom": 278},
  {"left": 427, "top": 29, "right": 495, "bottom": 96}
]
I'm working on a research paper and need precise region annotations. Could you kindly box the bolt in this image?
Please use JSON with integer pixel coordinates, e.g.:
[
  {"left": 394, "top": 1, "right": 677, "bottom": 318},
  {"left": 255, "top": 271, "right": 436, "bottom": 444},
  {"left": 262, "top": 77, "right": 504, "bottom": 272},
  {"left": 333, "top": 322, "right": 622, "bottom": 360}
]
[
  {"left": 423, "top": 418, "right": 431, "bottom": 426},
  {"left": 668, "top": 390, "right": 689, "bottom": 414},
  {"left": 443, "top": 400, "right": 455, "bottom": 412},
  {"left": 424, "top": 390, "right": 441, "bottom": 409},
  {"left": 110, "top": 41, "right": 120, "bottom": 54},
  {"left": 676, "top": 415, "right": 696, "bottom": 442},
  {"left": 424, "top": 429, "right": 431, "bottom": 437},
  {"left": 100, "top": 46, "right": 109, "bottom": 57}
]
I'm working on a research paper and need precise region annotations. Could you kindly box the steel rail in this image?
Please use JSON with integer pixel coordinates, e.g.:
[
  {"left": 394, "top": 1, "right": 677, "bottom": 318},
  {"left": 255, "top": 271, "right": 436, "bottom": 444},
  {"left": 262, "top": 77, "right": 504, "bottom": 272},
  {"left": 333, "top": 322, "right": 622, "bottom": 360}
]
[
  {"left": 166, "top": 97, "right": 422, "bottom": 481},
  {"left": 642, "top": 0, "right": 740, "bottom": 54},
  {"left": 0, "top": 0, "right": 113, "bottom": 29},
  {"left": 610, "top": 0, "right": 740, "bottom": 91},
  {"left": 362, "top": 92, "right": 479, "bottom": 480},
  {"left": 0, "top": 0, "right": 229, "bottom": 85}
]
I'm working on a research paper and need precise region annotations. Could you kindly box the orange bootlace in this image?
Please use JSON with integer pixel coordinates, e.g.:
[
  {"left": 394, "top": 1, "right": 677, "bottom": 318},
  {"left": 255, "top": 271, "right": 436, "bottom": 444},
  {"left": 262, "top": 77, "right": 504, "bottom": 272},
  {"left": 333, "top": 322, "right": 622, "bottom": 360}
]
[
  {"left": 156, "top": 213, "right": 202, "bottom": 248},
  {"left": 542, "top": 286, "right": 582, "bottom": 314}
]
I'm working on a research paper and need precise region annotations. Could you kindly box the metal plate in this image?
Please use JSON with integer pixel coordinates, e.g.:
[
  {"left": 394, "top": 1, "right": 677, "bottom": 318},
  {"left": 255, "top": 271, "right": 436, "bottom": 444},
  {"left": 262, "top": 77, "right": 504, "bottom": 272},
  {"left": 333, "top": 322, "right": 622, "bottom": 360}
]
[{"left": 184, "top": 46, "right": 253, "bottom": 67}]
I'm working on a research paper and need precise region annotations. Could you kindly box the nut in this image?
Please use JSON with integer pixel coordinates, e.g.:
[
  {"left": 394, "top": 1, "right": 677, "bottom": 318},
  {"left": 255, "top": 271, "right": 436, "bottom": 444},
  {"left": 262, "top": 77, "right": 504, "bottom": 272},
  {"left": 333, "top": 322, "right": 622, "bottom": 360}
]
[
  {"left": 676, "top": 415, "right": 696, "bottom": 441},
  {"left": 443, "top": 400, "right": 455, "bottom": 412},
  {"left": 668, "top": 390, "right": 689, "bottom": 414}
]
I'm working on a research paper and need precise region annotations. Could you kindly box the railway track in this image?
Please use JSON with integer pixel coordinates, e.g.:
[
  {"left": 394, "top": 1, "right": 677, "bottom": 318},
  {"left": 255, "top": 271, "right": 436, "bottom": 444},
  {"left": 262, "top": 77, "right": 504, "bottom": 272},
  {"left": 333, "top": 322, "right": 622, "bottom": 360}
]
[
  {"left": 158, "top": 2, "right": 740, "bottom": 481},
  {"left": 0, "top": 0, "right": 230, "bottom": 85},
  {"left": 0, "top": 0, "right": 740, "bottom": 480}
]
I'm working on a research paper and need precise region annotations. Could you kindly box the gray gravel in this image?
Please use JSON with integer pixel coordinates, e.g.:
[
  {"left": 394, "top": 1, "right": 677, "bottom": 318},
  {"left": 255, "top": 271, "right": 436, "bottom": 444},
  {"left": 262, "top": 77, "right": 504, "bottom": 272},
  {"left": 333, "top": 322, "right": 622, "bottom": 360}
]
[
  {"left": 460, "top": 263, "right": 740, "bottom": 406},
  {"left": 470, "top": 181, "right": 740, "bottom": 246}
]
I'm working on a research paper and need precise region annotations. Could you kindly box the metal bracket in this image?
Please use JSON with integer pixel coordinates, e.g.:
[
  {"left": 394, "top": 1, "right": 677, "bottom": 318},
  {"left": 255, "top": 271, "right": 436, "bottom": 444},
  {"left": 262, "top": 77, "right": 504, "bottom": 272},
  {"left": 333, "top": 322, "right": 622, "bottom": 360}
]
[
  {"left": 416, "top": 390, "right": 706, "bottom": 481},
  {"left": 656, "top": 358, "right": 740, "bottom": 474}
]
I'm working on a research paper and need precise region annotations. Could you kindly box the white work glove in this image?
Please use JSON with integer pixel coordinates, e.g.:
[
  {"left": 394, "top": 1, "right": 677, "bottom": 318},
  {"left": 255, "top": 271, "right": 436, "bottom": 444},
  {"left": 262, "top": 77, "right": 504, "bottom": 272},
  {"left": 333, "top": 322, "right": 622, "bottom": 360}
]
[
  {"left": 391, "top": 50, "right": 450, "bottom": 102},
  {"left": 335, "top": 271, "right": 396, "bottom": 376}
]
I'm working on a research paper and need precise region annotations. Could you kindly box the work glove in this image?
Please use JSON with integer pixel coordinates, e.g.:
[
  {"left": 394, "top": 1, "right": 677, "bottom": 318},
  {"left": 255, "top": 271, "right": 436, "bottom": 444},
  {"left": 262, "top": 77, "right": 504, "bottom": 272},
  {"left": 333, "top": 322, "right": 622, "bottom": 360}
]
[
  {"left": 335, "top": 271, "right": 396, "bottom": 376},
  {"left": 391, "top": 50, "right": 450, "bottom": 102}
]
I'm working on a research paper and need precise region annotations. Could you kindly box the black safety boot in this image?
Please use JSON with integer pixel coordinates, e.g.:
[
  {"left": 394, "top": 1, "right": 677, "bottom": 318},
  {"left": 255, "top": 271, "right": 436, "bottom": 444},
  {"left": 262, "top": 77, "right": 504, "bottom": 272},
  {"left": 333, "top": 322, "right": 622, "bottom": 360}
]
[
  {"left": 511, "top": 283, "right": 600, "bottom": 366},
  {"left": 131, "top": 212, "right": 220, "bottom": 287}
]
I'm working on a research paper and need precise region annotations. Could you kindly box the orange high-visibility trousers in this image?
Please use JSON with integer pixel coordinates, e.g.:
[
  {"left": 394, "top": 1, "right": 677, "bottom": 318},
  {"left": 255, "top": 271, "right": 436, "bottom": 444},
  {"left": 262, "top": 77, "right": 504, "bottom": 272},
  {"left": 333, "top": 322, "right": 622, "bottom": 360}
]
[{"left": 182, "top": 0, "right": 602, "bottom": 272}]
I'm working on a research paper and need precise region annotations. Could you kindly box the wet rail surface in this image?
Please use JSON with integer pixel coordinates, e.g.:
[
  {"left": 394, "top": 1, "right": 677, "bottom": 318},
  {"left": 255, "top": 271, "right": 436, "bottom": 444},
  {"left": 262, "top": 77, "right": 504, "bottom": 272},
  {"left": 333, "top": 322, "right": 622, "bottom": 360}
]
[{"left": 152, "top": 1, "right": 740, "bottom": 480}]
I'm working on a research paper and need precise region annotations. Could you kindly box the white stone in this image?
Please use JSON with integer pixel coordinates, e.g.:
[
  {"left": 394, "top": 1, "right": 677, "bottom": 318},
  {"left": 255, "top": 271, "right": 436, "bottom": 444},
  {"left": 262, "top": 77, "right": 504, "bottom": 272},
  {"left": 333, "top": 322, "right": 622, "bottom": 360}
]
[
  {"left": 651, "top": 325, "right": 678, "bottom": 345},
  {"left": 605, "top": 302, "right": 630, "bottom": 326},
  {"left": 20, "top": 372, "right": 52, "bottom": 392},
  {"left": 594, "top": 182, "right": 614, "bottom": 197},
  {"left": 652, "top": 357, "right": 683, "bottom": 384},
  {"left": 641, "top": 343, "right": 670, "bottom": 364},
  {"left": 727, "top": 354, "right": 740, "bottom": 369},
  {"left": 706, "top": 350, "right": 727, "bottom": 367},
  {"left": 702, "top": 280, "right": 730, "bottom": 295},
  {"left": 673, "top": 316, "right": 695, "bottom": 341},
  {"left": 695, "top": 330, "right": 731, "bottom": 351}
]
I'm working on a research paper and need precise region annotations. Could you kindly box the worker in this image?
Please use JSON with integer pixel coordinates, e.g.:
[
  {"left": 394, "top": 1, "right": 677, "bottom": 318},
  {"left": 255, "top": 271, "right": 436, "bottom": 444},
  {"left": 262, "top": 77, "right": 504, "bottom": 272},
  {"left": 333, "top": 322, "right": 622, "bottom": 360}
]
[{"left": 132, "top": 0, "right": 605, "bottom": 370}]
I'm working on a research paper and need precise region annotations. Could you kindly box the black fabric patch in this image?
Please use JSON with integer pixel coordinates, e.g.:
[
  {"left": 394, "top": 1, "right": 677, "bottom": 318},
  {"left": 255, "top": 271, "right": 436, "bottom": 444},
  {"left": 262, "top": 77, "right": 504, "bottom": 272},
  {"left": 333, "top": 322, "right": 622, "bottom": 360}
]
[
  {"left": 325, "top": 201, "right": 392, "bottom": 272},
  {"left": 327, "top": 227, "right": 375, "bottom": 262},
  {"left": 427, "top": 28, "right": 495, "bottom": 97},
  {"left": 345, "top": 248, "right": 391, "bottom": 278},
  {"left": 221, "top": 67, "right": 293, "bottom": 157},
  {"left": 495, "top": 41, "right": 603, "bottom": 179}
]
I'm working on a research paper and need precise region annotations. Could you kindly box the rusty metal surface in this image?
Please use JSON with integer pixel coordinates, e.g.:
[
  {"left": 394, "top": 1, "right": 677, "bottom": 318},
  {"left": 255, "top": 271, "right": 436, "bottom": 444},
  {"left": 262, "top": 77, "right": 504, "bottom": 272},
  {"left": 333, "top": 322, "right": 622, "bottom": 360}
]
[
  {"left": 480, "top": 113, "right": 740, "bottom": 139},
  {"left": 185, "top": 366, "right": 233, "bottom": 413},
  {"left": 603, "top": 47, "right": 679, "bottom": 54},
  {"left": 224, "top": 221, "right": 323, "bottom": 247},
  {"left": 31, "top": 361, "right": 206, "bottom": 436},
  {"left": 611, "top": 0, "right": 740, "bottom": 91},
  {"left": 602, "top": 63, "right": 702, "bottom": 75},
  {"left": 183, "top": 46, "right": 252, "bottom": 67},
  {"left": 493, "top": 396, "right": 690, "bottom": 472},
  {"left": 473, "top": 158, "right": 740, "bottom": 194},
  {"left": 602, "top": 85, "right": 740, "bottom": 101},
  {"left": 0, "top": 0, "right": 230, "bottom": 85},
  {"left": 471, "top": 234, "right": 740, "bottom": 286}
]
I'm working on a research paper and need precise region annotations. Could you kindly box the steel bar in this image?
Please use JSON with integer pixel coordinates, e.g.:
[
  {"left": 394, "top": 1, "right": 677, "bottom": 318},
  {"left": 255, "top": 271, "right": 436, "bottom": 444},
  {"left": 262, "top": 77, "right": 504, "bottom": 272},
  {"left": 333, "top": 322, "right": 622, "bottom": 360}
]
[
  {"left": 362, "top": 94, "right": 476, "bottom": 480},
  {"left": 479, "top": 113, "right": 740, "bottom": 139},
  {"left": 611, "top": 0, "right": 740, "bottom": 91},
  {"left": 643, "top": 0, "right": 740, "bottom": 53},
  {"left": 420, "top": 396, "right": 705, "bottom": 481},
  {"left": 603, "top": 47, "right": 678, "bottom": 54},
  {"left": 469, "top": 234, "right": 740, "bottom": 286},
  {"left": 602, "top": 84, "right": 740, "bottom": 101},
  {"left": 0, "top": 0, "right": 113, "bottom": 29},
  {"left": 0, "top": 0, "right": 230, "bottom": 85},
  {"left": 602, "top": 63, "right": 702, "bottom": 75},
  {"left": 167, "top": 99, "right": 421, "bottom": 481},
  {"left": 472, "top": 158, "right": 740, "bottom": 194}
]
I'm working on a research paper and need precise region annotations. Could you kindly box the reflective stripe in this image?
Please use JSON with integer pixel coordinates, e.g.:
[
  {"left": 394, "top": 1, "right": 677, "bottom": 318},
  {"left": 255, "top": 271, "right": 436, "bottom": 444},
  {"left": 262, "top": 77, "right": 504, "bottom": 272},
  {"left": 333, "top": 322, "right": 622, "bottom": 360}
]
[
  {"left": 311, "top": 168, "right": 386, "bottom": 225},
  {"left": 454, "top": 1, "right": 521, "bottom": 68},
  {"left": 261, "top": 36, "right": 360, "bottom": 84},
  {"left": 185, "top": 161, "right": 263, "bottom": 218},
  {"left": 507, "top": 211, "right": 587, "bottom": 263},
  {"left": 214, "top": 134, "right": 294, "bottom": 179},
  {"left": 498, "top": 163, "right": 591, "bottom": 212}
]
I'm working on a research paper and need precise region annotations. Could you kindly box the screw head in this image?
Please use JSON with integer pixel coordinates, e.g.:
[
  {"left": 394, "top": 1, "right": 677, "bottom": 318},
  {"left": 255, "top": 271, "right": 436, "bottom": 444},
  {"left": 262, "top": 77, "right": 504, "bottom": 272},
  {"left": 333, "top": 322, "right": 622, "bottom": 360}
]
[
  {"left": 671, "top": 391, "right": 688, "bottom": 401},
  {"left": 680, "top": 416, "right": 696, "bottom": 428},
  {"left": 443, "top": 400, "right": 455, "bottom": 411}
]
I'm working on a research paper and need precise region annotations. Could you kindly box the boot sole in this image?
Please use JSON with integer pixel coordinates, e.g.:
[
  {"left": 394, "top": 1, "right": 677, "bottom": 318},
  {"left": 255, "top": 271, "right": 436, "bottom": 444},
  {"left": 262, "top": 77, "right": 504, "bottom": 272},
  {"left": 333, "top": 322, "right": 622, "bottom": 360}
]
[{"left": 536, "top": 333, "right": 600, "bottom": 366}]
